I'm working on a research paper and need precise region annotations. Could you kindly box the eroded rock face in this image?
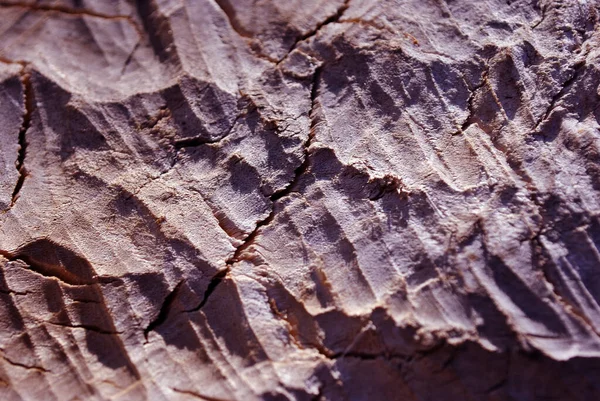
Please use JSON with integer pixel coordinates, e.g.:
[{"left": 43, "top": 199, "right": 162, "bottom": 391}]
[{"left": 0, "top": 0, "right": 600, "bottom": 400}]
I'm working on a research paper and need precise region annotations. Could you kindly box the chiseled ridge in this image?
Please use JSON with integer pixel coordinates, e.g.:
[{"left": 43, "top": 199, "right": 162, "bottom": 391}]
[{"left": 1, "top": 0, "right": 600, "bottom": 400}]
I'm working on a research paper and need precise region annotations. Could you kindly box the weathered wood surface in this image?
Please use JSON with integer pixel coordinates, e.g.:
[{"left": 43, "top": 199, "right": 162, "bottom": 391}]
[{"left": 1, "top": 0, "right": 600, "bottom": 400}]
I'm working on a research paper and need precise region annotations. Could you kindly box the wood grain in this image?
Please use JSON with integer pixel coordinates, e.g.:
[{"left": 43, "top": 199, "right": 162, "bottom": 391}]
[{"left": 1, "top": 1, "right": 600, "bottom": 399}]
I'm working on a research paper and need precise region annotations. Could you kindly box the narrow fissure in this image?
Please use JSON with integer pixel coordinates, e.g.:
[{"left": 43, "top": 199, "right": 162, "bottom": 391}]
[
  {"left": 531, "top": 2, "right": 548, "bottom": 30},
  {"left": 458, "top": 63, "right": 490, "bottom": 134},
  {"left": 10, "top": 71, "right": 33, "bottom": 207},
  {"left": 187, "top": 67, "right": 324, "bottom": 312},
  {"left": 278, "top": 0, "right": 350, "bottom": 64},
  {"left": 144, "top": 281, "right": 184, "bottom": 339},
  {"left": 533, "top": 59, "right": 587, "bottom": 133},
  {"left": 173, "top": 136, "right": 221, "bottom": 149},
  {"left": 185, "top": 268, "right": 230, "bottom": 313}
]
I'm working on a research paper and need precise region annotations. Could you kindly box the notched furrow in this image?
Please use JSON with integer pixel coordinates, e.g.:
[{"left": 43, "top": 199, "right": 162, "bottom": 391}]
[
  {"left": 173, "top": 107, "right": 246, "bottom": 150},
  {"left": 0, "top": 250, "right": 89, "bottom": 287},
  {"left": 135, "top": 0, "right": 179, "bottom": 64},
  {"left": 0, "top": 239, "right": 97, "bottom": 286}
]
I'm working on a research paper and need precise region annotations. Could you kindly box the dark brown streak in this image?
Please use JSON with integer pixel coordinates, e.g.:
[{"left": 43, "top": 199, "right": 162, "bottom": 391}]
[
  {"left": 0, "top": 353, "right": 50, "bottom": 373},
  {"left": 0, "top": 2, "right": 143, "bottom": 39},
  {"left": 172, "top": 387, "right": 231, "bottom": 401},
  {"left": 48, "top": 321, "right": 122, "bottom": 336},
  {"left": 0, "top": 249, "right": 92, "bottom": 287}
]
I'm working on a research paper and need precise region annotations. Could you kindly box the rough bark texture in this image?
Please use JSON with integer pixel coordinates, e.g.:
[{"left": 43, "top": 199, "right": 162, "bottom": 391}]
[{"left": 0, "top": 0, "right": 600, "bottom": 400}]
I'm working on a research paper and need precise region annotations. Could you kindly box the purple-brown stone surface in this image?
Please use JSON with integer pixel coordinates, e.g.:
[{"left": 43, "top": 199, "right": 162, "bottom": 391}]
[{"left": 1, "top": 1, "right": 600, "bottom": 400}]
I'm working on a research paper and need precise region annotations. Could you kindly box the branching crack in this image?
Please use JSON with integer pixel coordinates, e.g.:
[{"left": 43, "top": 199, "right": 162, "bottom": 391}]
[
  {"left": 277, "top": 0, "right": 350, "bottom": 64},
  {"left": 227, "top": 66, "right": 324, "bottom": 265},
  {"left": 184, "top": 67, "right": 324, "bottom": 313},
  {"left": 533, "top": 59, "right": 587, "bottom": 134},
  {"left": 270, "top": 68, "right": 322, "bottom": 202},
  {"left": 456, "top": 61, "right": 490, "bottom": 135},
  {"left": 531, "top": 1, "right": 548, "bottom": 30},
  {"left": 10, "top": 69, "right": 33, "bottom": 207}
]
